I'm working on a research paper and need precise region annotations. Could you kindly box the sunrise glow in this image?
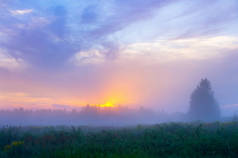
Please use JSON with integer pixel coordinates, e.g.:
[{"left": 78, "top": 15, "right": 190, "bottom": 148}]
[
  {"left": 1, "top": 1, "right": 238, "bottom": 157},
  {"left": 98, "top": 102, "right": 116, "bottom": 108},
  {"left": 0, "top": 0, "right": 237, "bottom": 114}
]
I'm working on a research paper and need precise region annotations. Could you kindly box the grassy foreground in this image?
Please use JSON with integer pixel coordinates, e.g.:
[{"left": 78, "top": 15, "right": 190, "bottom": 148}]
[{"left": 0, "top": 122, "right": 238, "bottom": 158}]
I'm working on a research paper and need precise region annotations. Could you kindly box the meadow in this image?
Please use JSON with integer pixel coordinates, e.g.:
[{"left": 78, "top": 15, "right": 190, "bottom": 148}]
[{"left": 0, "top": 122, "right": 238, "bottom": 158}]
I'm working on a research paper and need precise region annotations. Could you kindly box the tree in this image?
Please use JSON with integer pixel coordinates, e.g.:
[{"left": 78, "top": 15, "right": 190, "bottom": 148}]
[{"left": 188, "top": 78, "right": 220, "bottom": 122}]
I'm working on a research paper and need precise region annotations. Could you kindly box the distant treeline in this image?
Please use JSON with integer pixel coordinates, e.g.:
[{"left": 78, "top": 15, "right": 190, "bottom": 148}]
[{"left": 0, "top": 106, "right": 185, "bottom": 126}]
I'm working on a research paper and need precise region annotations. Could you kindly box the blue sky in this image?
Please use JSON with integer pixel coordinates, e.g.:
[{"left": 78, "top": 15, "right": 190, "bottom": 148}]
[{"left": 0, "top": 0, "right": 238, "bottom": 115}]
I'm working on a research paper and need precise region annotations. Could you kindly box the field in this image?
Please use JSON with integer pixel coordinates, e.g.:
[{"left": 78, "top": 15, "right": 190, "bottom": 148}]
[{"left": 1, "top": 122, "right": 238, "bottom": 158}]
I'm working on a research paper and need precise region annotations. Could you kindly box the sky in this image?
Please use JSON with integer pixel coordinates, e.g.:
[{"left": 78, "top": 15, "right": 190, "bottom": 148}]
[{"left": 0, "top": 0, "right": 238, "bottom": 115}]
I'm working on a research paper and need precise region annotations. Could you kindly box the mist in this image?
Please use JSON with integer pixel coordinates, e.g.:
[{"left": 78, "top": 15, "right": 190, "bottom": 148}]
[
  {"left": 1, "top": 56, "right": 238, "bottom": 126},
  {"left": 0, "top": 105, "right": 186, "bottom": 127},
  {"left": 1, "top": 0, "right": 238, "bottom": 126}
]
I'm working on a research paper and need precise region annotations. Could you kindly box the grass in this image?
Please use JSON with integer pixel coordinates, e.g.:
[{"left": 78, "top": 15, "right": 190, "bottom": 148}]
[{"left": 0, "top": 122, "right": 238, "bottom": 158}]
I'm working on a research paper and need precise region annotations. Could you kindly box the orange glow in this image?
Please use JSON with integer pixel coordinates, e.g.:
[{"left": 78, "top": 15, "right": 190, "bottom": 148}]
[
  {"left": 0, "top": 62, "right": 171, "bottom": 110},
  {"left": 98, "top": 101, "right": 116, "bottom": 108}
]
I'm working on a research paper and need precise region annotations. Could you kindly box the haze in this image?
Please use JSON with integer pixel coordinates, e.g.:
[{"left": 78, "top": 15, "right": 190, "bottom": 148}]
[{"left": 0, "top": 0, "right": 238, "bottom": 124}]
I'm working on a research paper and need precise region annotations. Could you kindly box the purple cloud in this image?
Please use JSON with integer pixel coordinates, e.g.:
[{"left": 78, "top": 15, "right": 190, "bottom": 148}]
[{"left": 0, "top": 0, "right": 237, "bottom": 71}]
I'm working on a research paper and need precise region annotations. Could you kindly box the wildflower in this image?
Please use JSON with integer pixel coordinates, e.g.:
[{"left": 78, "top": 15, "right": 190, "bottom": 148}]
[{"left": 4, "top": 141, "right": 24, "bottom": 151}]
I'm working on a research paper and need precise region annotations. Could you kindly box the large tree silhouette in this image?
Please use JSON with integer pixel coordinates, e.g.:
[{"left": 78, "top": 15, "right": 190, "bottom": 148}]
[{"left": 188, "top": 78, "right": 220, "bottom": 122}]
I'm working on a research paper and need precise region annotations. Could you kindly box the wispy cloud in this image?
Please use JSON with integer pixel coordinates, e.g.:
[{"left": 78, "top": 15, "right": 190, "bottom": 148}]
[
  {"left": 10, "top": 9, "right": 33, "bottom": 15},
  {"left": 0, "top": 0, "right": 237, "bottom": 71},
  {"left": 118, "top": 36, "right": 238, "bottom": 63},
  {"left": 71, "top": 49, "right": 105, "bottom": 66},
  {"left": 0, "top": 49, "right": 26, "bottom": 71},
  {"left": 0, "top": 0, "right": 179, "bottom": 70}
]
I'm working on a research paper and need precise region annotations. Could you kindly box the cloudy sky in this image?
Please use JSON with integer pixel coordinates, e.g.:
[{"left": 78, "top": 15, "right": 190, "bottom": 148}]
[{"left": 0, "top": 0, "right": 238, "bottom": 114}]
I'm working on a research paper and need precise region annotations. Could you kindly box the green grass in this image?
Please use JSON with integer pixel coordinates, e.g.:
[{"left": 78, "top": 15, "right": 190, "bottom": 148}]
[{"left": 1, "top": 122, "right": 238, "bottom": 158}]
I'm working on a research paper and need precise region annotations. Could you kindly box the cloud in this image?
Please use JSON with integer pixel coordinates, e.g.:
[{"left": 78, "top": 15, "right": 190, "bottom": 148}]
[
  {"left": 0, "top": 91, "right": 53, "bottom": 109},
  {"left": 10, "top": 9, "right": 33, "bottom": 15},
  {"left": 0, "top": 0, "right": 237, "bottom": 71},
  {"left": 85, "top": 0, "right": 176, "bottom": 41},
  {"left": 117, "top": 36, "right": 238, "bottom": 63},
  {"left": 0, "top": 49, "right": 26, "bottom": 71},
  {"left": 71, "top": 50, "right": 105, "bottom": 66},
  {"left": 0, "top": 0, "right": 179, "bottom": 70},
  {"left": 0, "top": 6, "right": 75, "bottom": 70},
  {"left": 173, "top": 0, "right": 238, "bottom": 39}
]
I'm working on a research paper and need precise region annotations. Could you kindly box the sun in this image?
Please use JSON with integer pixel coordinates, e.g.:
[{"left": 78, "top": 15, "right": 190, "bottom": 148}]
[{"left": 99, "top": 101, "right": 115, "bottom": 108}]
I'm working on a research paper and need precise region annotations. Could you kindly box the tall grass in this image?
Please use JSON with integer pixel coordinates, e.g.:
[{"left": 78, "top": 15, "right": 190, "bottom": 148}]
[{"left": 0, "top": 122, "right": 238, "bottom": 158}]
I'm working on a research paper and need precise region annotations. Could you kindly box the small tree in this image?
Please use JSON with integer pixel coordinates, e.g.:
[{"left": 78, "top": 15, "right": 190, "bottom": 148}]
[{"left": 188, "top": 78, "right": 220, "bottom": 122}]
